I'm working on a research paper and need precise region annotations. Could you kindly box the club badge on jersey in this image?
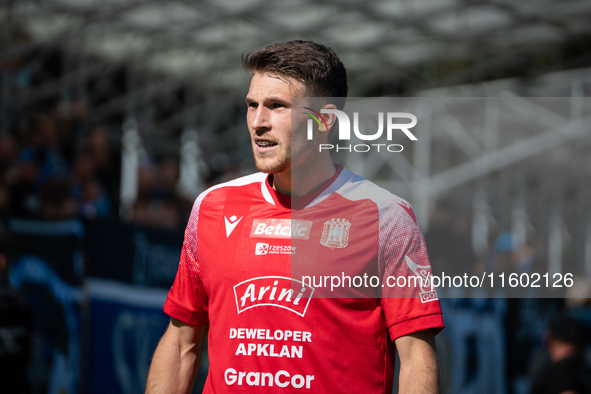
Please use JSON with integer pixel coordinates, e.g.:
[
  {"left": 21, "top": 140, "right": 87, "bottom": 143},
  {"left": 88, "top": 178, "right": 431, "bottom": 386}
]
[{"left": 320, "top": 218, "right": 351, "bottom": 250}]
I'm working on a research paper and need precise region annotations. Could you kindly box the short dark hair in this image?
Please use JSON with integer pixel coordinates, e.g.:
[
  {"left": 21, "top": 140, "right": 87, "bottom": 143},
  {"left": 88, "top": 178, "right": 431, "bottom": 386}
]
[
  {"left": 242, "top": 40, "right": 348, "bottom": 109},
  {"left": 549, "top": 315, "right": 582, "bottom": 347}
]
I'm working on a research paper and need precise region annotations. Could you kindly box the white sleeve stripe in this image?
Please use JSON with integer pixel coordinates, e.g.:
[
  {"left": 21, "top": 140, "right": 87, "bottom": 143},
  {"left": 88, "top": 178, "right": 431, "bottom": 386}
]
[
  {"left": 260, "top": 177, "right": 276, "bottom": 205},
  {"left": 187, "top": 172, "right": 270, "bottom": 267},
  {"left": 194, "top": 172, "right": 269, "bottom": 208}
]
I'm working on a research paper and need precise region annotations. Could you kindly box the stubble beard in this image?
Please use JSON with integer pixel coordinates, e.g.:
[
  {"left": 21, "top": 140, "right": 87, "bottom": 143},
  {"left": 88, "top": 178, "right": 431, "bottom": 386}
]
[
  {"left": 251, "top": 122, "right": 313, "bottom": 174},
  {"left": 253, "top": 146, "right": 291, "bottom": 174}
]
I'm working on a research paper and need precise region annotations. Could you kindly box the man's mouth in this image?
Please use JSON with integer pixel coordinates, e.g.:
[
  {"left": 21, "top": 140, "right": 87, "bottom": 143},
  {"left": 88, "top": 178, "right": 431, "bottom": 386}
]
[{"left": 256, "top": 140, "right": 277, "bottom": 148}]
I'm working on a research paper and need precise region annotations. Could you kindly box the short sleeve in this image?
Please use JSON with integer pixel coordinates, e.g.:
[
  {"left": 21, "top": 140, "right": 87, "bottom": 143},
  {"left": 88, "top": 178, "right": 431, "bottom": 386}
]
[
  {"left": 379, "top": 200, "right": 444, "bottom": 340},
  {"left": 163, "top": 196, "right": 209, "bottom": 325}
]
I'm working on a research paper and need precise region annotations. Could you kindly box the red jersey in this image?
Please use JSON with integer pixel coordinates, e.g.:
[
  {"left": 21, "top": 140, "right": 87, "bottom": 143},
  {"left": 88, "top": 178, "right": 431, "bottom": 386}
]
[{"left": 164, "top": 166, "right": 444, "bottom": 393}]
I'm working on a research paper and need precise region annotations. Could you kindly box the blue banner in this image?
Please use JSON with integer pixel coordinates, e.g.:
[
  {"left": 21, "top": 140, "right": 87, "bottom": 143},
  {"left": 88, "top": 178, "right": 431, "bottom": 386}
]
[{"left": 86, "top": 279, "right": 170, "bottom": 394}]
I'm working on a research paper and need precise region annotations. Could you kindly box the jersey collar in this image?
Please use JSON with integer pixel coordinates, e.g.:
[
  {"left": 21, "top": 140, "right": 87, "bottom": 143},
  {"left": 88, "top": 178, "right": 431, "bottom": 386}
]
[{"left": 263, "top": 165, "right": 344, "bottom": 210}]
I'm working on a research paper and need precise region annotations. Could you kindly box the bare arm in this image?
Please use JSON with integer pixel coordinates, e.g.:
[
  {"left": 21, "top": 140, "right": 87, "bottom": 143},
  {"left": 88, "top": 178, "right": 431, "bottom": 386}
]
[
  {"left": 145, "top": 318, "right": 208, "bottom": 394},
  {"left": 395, "top": 329, "right": 440, "bottom": 394}
]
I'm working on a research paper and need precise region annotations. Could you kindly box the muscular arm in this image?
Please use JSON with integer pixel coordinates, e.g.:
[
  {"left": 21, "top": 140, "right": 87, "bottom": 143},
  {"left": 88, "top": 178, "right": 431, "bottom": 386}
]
[
  {"left": 395, "top": 329, "right": 440, "bottom": 394},
  {"left": 145, "top": 318, "right": 208, "bottom": 394}
]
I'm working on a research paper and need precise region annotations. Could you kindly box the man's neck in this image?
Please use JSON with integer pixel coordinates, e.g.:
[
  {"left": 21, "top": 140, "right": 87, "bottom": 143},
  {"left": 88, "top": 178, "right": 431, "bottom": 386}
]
[{"left": 271, "top": 155, "right": 336, "bottom": 197}]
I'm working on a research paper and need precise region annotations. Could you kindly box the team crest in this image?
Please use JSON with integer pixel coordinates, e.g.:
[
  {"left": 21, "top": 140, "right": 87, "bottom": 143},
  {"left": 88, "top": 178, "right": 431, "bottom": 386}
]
[{"left": 320, "top": 218, "right": 351, "bottom": 249}]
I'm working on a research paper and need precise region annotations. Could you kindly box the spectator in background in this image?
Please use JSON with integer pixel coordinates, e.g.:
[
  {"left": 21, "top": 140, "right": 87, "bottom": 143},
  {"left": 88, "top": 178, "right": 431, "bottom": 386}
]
[
  {"left": 70, "top": 151, "right": 111, "bottom": 219},
  {"left": 40, "top": 176, "right": 76, "bottom": 220},
  {"left": 530, "top": 315, "right": 591, "bottom": 394},
  {"left": 130, "top": 159, "right": 183, "bottom": 231},
  {"left": 484, "top": 233, "right": 538, "bottom": 278},
  {"left": 0, "top": 28, "right": 32, "bottom": 90},
  {"left": 0, "top": 134, "right": 18, "bottom": 174},
  {"left": 486, "top": 232, "right": 515, "bottom": 275},
  {"left": 137, "top": 159, "right": 158, "bottom": 200},
  {"left": 15, "top": 114, "right": 69, "bottom": 186},
  {"left": 8, "top": 113, "right": 69, "bottom": 218},
  {"left": 0, "top": 228, "right": 33, "bottom": 394},
  {"left": 84, "top": 126, "right": 119, "bottom": 206},
  {"left": 0, "top": 28, "right": 33, "bottom": 135},
  {"left": 157, "top": 159, "right": 179, "bottom": 199}
]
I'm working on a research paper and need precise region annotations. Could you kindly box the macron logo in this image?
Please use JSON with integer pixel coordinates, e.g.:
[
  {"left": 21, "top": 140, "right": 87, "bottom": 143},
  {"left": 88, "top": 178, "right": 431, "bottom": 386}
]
[{"left": 225, "top": 215, "right": 243, "bottom": 238}]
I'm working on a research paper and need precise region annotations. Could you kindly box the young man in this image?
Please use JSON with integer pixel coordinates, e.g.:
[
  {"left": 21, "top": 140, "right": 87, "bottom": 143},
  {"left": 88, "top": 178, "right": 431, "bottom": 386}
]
[
  {"left": 530, "top": 315, "right": 591, "bottom": 394},
  {"left": 146, "top": 40, "right": 444, "bottom": 393}
]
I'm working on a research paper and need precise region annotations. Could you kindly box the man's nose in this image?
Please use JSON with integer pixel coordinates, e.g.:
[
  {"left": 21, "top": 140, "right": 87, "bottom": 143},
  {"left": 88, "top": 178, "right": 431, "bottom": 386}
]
[{"left": 251, "top": 107, "right": 271, "bottom": 130}]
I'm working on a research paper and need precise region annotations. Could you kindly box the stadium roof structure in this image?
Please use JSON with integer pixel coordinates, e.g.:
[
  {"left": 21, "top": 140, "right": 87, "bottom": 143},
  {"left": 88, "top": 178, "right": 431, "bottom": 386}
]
[{"left": 4, "top": 0, "right": 591, "bottom": 96}]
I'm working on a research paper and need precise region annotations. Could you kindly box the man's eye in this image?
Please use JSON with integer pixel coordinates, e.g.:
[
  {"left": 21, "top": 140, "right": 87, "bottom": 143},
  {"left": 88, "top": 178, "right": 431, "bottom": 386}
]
[
  {"left": 248, "top": 103, "right": 258, "bottom": 109},
  {"left": 271, "top": 103, "right": 285, "bottom": 109}
]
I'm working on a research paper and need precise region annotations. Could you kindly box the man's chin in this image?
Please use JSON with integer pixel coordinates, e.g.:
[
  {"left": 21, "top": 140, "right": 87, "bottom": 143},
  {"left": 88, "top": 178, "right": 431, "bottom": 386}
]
[{"left": 254, "top": 158, "right": 291, "bottom": 174}]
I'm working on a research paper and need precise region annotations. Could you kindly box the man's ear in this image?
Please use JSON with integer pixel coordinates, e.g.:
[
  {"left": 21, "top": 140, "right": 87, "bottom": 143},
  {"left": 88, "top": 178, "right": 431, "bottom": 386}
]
[{"left": 320, "top": 103, "right": 337, "bottom": 133}]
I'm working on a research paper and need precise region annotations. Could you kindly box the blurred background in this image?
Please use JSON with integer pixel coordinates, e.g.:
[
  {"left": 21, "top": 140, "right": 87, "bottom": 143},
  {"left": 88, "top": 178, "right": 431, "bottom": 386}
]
[{"left": 1, "top": 0, "right": 591, "bottom": 393}]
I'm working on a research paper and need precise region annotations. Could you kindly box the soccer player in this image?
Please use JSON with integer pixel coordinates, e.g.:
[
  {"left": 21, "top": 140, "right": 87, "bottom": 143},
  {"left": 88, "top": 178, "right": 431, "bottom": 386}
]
[{"left": 146, "top": 40, "right": 444, "bottom": 393}]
